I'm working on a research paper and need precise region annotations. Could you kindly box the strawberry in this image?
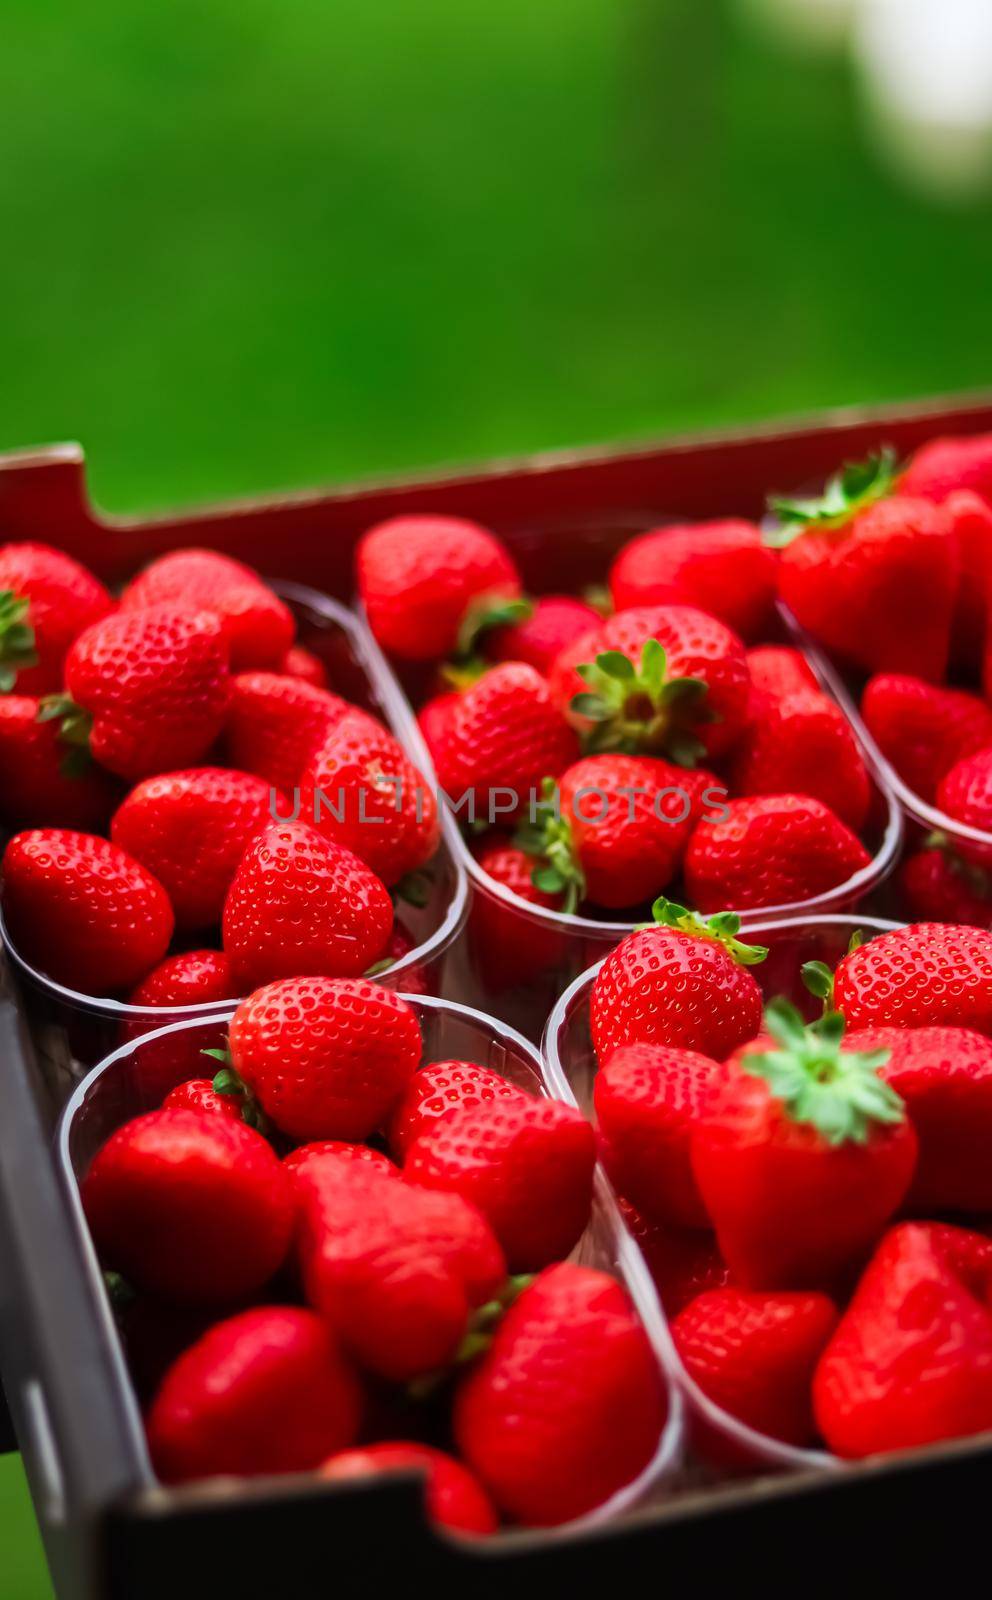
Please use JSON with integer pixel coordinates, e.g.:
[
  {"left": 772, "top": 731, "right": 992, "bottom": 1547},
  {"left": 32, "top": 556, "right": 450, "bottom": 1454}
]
[
  {"left": 83, "top": 1108, "right": 294, "bottom": 1304},
  {"left": 861, "top": 673, "right": 992, "bottom": 804},
  {"left": 618, "top": 1201, "right": 731, "bottom": 1316},
  {"left": 1, "top": 829, "right": 173, "bottom": 993},
  {"left": 550, "top": 605, "right": 749, "bottom": 764},
  {"left": 279, "top": 644, "right": 328, "bottom": 687},
  {"left": 899, "top": 839, "right": 992, "bottom": 928},
  {"left": 730, "top": 690, "right": 870, "bottom": 832},
  {"left": 937, "top": 747, "right": 992, "bottom": 862},
  {"left": 370, "top": 916, "right": 432, "bottom": 994},
  {"left": 225, "top": 671, "right": 353, "bottom": 792},
  {"left": 453, "top": 1263, "right": 666, "bottom": 1526},
  {"left": 946, "top": 491, "right": 992, "bottom": 674},
  {"left": 813, "top": 1222, "right": 992, "bottom": 1458},
  {"left": 61, "top": 606, "right": 230, "bottom": 780},
  {"left": 771, "top": 452, "right": 958, "bottom": 682},
  {"left": 162, "top": 1078, "right": 245, "bottom": 1122},
  {"left": 690, "top": 1001, "right": 916, "bottom": 1289},
  {"left": 146, "top": 1306, "right": 361, "bottom": 1483},
  {"left": 291, "top": 1153, "right": 505, "bottom": 1380},
  {"left": 609, "top": 520, "right": 777, "bottom": 641},
  {"left": 0, "top": 694, "right": 118, "bottom": 830},
  {"left": 405, "top": 1097, "right": 596, "bottom": 1271},
  {"left": 902, "top": 431, "right": 992, "bottom": 505},
  {"left": 672, "top": 1287, "right": 837, "bottom": 1448},
  {"left": 111, "top": 767, "right": 280, "bottom": 930},
  {"left": 684, "top": 794, "right": 871, "bottom": 914},
  {"left": 0, "top": 542, "right": 113, "bottom": 694},
  {"left": 594, "top": 1043, "right": 720, "bottom": 1229},
  {"left": 358, "top": 516, "right": 521, "bottom": 661},
  {"left": 480, "top": 594, "right": 602, "bottom": 675},
  {"left": 120, "top": 548, "right": 294, "bottom": 671},
  {"left": 417, "top": 689, "right": 461, "bottom": 762},
  {"left": 283, "top": 1141, "right": 398, "bottom": 1179},
  {"left": 222, "top": 821, "right": 393, "bottom": 990},
  {"left": 744, "top": 645, "right": 818, "bottom": 702},
  {"left": 121, "top": 949, "right": 235, "bottom": 1095},
  {"left": 590, "top": 899, "right": 767, "bottom": 1066},
  {"left": 834, "top": 922, "right": 992, "bottom": 1033},
  {"left": 229, "top": 976, "right": 421, "bottom": 1141},
  {"left": 468, "top": 836, "right": 565, "bottom": 991},
  {"left": 299, "top": 711, "right": 439, "bottom": 886},
  {"left": 321, "top": 1442, "right": 497, "bottom": 1536},
  {"left": 387, "top": 1061, "right": 527, "bottom": 1160}
]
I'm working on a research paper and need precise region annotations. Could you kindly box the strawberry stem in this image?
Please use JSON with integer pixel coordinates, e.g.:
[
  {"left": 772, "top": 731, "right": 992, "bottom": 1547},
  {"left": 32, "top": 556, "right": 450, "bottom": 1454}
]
[
  {"left": 514, "top": 776, "right": 585, "bottom": 914},
  {"left": 765, "top": 448, "right": 899, "bottom": 548},
  {"left": 0, "top": 590, "right": 39, "bottom": 691},
  {"left": 570, "top": 637, "right": 713, "bottom": 766},
  {"left": 644, "top": 896, "right": 769, "bottom": 966}
]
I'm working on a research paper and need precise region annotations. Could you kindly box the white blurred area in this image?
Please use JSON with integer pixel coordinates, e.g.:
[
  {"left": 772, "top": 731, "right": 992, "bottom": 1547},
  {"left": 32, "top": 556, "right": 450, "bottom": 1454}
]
[{"left": 738, "top": 0, "right": 992, "bottom": 198}]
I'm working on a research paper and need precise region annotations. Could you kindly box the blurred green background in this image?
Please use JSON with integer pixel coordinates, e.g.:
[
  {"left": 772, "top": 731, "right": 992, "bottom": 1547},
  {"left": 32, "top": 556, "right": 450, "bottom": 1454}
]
[{"left": 1, "top": 0, "right": 991, "bottom": 1592}]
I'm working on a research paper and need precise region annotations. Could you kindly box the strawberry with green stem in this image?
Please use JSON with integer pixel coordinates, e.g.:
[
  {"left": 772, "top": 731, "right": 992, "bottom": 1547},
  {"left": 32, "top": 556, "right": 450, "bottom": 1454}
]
[{"left": 0, "top": 543, "right": 114, "bottom": 695}]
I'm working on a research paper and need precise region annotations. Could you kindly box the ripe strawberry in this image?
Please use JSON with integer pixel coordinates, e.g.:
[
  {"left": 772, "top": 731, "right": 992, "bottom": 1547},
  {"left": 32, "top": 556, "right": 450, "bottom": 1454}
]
[
  {"left": 902, "top": 430, "right": 992, "bottom": 505},
  {"left": 299, "top": 711, "right": 439, "bottom": 886},
  {"left": 417, "top": 689, "right": 461, "bottom": 762},
  {"left": 0, "top": 694, "right": 118, "bottom": 830},
  {"left": 405, "top": 1097, "right": 596, "bottom": 1271},
  {"left": 453, "top": 1263, "right": 666, "bottom": 1526},
  {"left": 121, "top": 949, "right": 235, "bottom": 1096},
  {"left": 229, "top": 976, "right": 421, "bottom": 1141},
  {"left": 121, "top": 548, "right": 294, "bottom": 671},
  {"left": 898, "top": 839, "right": 992, "bottom": 928},
  {"left": 279, "top": 644, "right": 328, "bottom": 687},
  {"left": 0, "top": 542, "right": 113, "bottom": 694},
  {"left": 691, "top": 1002, "right": 916, "bottom": 1289},
  {"left": 225, "top": 671, "right": 353, "bottom": 792},
  {"left": 479, "top": 595, "right": 602, "bottom": 675},
  {"left": 321, "top": 1442, "right": 497, "bottom": 1536},
  {"left": 937, "top": 747, "right": 992, "bottom": 863},
  {"left": 744, "top": 645, "right": 818, "bottom": 702},
  {"left": 590, "top": 899, "right": 767, "bottom": 1066},
  {"left": 771, "top": 452, "right": 957, "bottom": 682},
  {"left": 550, "top": 605, "right": 749, "bottom": 764},
  {"left": 147, "top": 1306, "right": 361, "bottom": 1483},
  {"left": 946, "top": 491, "right": 992, "bottom": 673},
  {"left": 834, "top": 922, "right": 992, "bottom": 1033},
  {"left": 609, "top": 520, "right": 777, "bottom": 641},
  {"left": 1, "top": 829, "right": 173, "bottom": 993},
  {"left": 83, "top": 1108, "right": 294, "bottom": 1304},
  {"left": 111, "top": 767, "right": 279, "bottom": 930},
  {"left": 468, "top": 836, "right": 565, "bottom": 991},
  {"left": 672, "top": 1288, "right": 837, "bottom": 1447},
  {"left": 594, "top": 1044, "right": 720, "bottom": 1229},
  {"left": 291, "top": 1154, "right": 505, "bottom": 1380},
  {"left": 685, "top": 794, "right": 871, "bottom": 914},
  {"left": 861, "top": 674, "right": 992, "bottom": 804},
  {"left": 387, "top": 1061, "right": 527, "bottom": 1159},
  {"left": 222, "top": 821, "right": 393, "bottom": 990},
  {"left": 731, "top": 689, "right": 869, "bottom": 831},
  {"left": 618, "top": 1201, "right": 731, "bottom": 1316},
  {"left": 283, "top": 1141, "right": 398, "bottom": 1179},
  {"left": 162, "top": 1078, "right": 244, "bottom": 1121},
  {"left": 62, "top": 606, "right": 230, "bottom": 780},
  {"left": 813, "top": 1222, "right": 992, "bottom": 1458}
]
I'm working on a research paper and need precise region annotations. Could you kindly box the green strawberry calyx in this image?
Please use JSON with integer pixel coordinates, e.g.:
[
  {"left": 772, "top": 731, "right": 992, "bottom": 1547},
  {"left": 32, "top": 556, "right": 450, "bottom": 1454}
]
[
  {"left": 454, "top": 593, "right": 534, "bottom": 662},
  {"left": 740, "top": 997, "right": 903, "bottom": 1146},
  {"left": 36, "top": 693, "right": 95, "bottom": 778},
  {"left": 205, "top": 1051, "right": 272, "bottom": 1136},
  {"left": 643, "top": 896, "right": 769, "bottom": 966},
  {"left": 0, "top": 590, "right": 39, "bottom": 692},
  {"left": 514, "top": 776, "right": 585, "bottom": 914},
  {"left": 765, "top": 448, "right": 900, "bottom": 549},
  {"left": 801, "top": 929, "right": 863, "bottom": 1012},
  {"left": 570, "top": 637, "right": 714, "bottom": 767}
]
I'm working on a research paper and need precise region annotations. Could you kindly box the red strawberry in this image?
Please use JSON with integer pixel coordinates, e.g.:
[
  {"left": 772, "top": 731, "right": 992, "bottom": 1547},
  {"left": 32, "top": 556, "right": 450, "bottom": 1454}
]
[
  {"left": 222, "top": 821, "right": 393, "bottom": 990},
  {"left": 229, "top": 976, "right": 421, "bottom": 1141},
  {"left": 1, "top": 829, "right": 173, "bottom": 993},
  {"left": 299, "top": 711, "right": 439, "bottom": 886},
  {"left": 321, "top": 1442, "right": 497, "bottom": 1536},
  {"left": 112, "top": 767, "right": 280, "bottom": 929},
  {"left": 405, "top": 1097, "right": 596, "bottom": 1272},
  {"left": 594, "top": 1043, "right": 720, "bottom": 1229},
  {"left": 370, "top": 916, "right": 432, "bottom": 994},
  {"left": 481, "top": 595, "right": 602, "bottom": 675},
  {"left": 861, "top": 673, "right": 992, "bottom": 803},
  {"left": 691, "top": 1002, "right": 916, "bottom": 1289},
  {"left": 62, "top": 606, "right": 230, "bottom": 780},
  {"left": 899, "top": 840, "right": 992, "bottom": 928},
  {"left": 730, "top": 690, "right": 870, "bottom": 832},
  {"left": 609, "top": 520, "right": 776, "bottom": 641},
  {"left": 813, "top": 1222, "right": 992, "bottom": 1458},
  {"left": 121, "top": 548, "right": 294, "bottom": 671},
  {"left": 468, "top": 836, "right": 565, "bottom": 991},
  {"left": 279, "top": 644, "right": 328, "bottom": 687},
  {"left": 357, "top": 515, "right": 521, "bottom": 661},
  {"left": 672, "top": 1287, "right": 837, "bottom": 1447},
  {"left": 834, "top": 922, "right": 992, "bottom": 1033},
  {"left": 121, "top": 949, "right": 235, "bottom": 1096},
  {"left": 83, "top": 1108, "right": 294, "bottom": 1304},
  {"left": 685, "top": 794, "right": 870, "bottom": 914},
  {"left": 283, "top": 1141, "right": 398, "bottom": 1179},
  {"left": 946, "top": 491, "right": 992, "bottom": 673},
  {"left": 0, "top": 694, "right": 118, "bottom": 830},
  {"left": 618, "top": 1201, "right": 731, "bottom": 1316},
  {"left": 590, "top": 899, "right": 767, "bottom": 1066},
  {"left": 291, "top": 1153, "right": 505, "bottom": 1380},
  {"left": 453, "top": 1263, "right": 666, "bottom": 1526},
  {"left": 146, "top": 1306, "right": 361, "bottom": 1483},
  {"left": 387, "top": 1061, "right": 527, "bottom": 1159},
  {"left": 0, "top": 542, "right": 113, "bottom": 694},
  {"left": 937, "top": 747, "right": 992, "bottom": 862},
  {"left": 162, "top": 1078, "right": 244, "bottom": 1121},
  {"left": 225, "top": 671, "right": 353, "bottom": 792},
  {"left": 744, "top": 645, "right": 818, "bottom": 702},
  {"left": 902, "top": 431, "right": 992, "bottom": 505},
  {"left": 550, "top": 605, "right": 749, "bottom": 764},
  {"left": 417, "top": 689, "right": 461, "bottom": 762}
]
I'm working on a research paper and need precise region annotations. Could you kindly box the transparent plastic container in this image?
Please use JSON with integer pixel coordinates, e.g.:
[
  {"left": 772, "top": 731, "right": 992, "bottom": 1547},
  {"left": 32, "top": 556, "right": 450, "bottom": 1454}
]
[
  {"left": 56, "top": 995, "right": 684, "bottom": 1533},
  {"left": 542, "top": 913, "right": 903, "bottom": 1477},
  {"left": 0, "top": 582, "right": 468, "bottom": 1091}
]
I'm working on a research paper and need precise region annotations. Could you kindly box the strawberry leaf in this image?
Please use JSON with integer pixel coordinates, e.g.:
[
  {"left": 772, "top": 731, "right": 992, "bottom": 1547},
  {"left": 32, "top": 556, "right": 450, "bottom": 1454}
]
[
  {"left": 0, "top": 590, "right": 38, "bottom": 687},
  {"left": 766, "top": 447, "right": 900, "bottom": 548}
]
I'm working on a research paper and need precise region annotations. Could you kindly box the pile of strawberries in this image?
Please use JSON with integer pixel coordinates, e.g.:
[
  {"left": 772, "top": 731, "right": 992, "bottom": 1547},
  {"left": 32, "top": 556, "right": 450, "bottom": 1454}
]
[
  {"left": 0, "top": 543, "right": 442, "bottom": 1007},
  {"left": 84, "top": 974, "right": 666, "bottom": 1530}
]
